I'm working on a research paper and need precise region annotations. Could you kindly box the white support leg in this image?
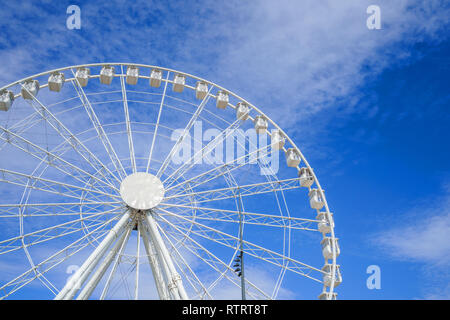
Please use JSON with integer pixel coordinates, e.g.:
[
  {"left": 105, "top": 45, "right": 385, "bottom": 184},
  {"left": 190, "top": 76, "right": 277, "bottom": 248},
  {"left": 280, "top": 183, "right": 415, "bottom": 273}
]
[
  {"left": 99, "top": 227, "right": 132, "bottom": 300},
  {"left": 76, "top": 227, "right": 130, "bottom": 300},
  {"left": 55, "top": 211, "right": 131, "bottom": 300},
  {"left": 142, "top": 216, "right": 181, "bottom": 300},
  {"left": 144, "top": 212, "right": 188, "bottom": 300},
  {"left": 139, "top": 221, "right": 170, "bottom": 300}
]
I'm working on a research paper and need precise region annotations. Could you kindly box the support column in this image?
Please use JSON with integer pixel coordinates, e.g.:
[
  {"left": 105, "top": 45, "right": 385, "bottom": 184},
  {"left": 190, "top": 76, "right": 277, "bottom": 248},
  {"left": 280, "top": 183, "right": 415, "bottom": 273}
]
[
  {"left": 144, "top": 212, "right": 188, "bottom": 300},
  {"left": 139, "top": 221, "right": 171, "bottom": 300},
  {"left": 55, "top": 211, "right": 131, "bottom": 300},
  {"left": 76, "top": 227, "right": 130, "bottom": 300}
]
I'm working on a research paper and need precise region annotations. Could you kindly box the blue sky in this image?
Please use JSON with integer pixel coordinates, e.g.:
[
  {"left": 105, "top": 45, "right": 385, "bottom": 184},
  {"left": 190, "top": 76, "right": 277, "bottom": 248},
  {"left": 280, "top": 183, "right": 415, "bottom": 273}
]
[{"left": 0, "top": 0, "right": 449, "bottom": 299}]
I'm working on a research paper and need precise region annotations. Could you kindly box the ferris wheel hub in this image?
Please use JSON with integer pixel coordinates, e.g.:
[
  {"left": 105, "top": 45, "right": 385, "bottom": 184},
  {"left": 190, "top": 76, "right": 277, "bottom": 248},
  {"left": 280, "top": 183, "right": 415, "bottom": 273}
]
[{"left": 120, "top": 172, "right": 165, "bottom": 210}]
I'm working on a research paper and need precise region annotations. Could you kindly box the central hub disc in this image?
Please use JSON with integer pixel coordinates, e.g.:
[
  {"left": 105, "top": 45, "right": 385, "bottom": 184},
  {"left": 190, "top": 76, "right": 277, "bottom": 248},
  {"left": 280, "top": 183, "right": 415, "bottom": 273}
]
[{"left": 120, "top": 172, "right": 165, "bottom": 210}]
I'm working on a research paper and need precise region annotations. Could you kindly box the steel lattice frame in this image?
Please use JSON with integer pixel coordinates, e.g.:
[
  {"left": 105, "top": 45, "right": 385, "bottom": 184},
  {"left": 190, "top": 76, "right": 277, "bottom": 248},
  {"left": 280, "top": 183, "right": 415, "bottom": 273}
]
[{"left": 0, "top": 63, "right": 340, "bottom": 300}]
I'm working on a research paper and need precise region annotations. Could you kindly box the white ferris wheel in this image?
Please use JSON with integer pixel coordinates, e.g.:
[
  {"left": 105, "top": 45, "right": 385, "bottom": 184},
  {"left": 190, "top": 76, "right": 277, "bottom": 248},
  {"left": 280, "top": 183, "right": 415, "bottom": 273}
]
[{"left": 0, "top": 63, "right": 341, "bottom": 300}]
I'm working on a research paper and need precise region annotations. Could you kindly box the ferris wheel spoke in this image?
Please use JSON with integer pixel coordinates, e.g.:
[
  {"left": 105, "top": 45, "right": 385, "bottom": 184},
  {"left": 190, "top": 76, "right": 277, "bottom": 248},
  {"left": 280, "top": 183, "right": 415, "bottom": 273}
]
[
  {"left": 165, "top": 144, "right": 272, "bottom": 194},
  {"left": 120, "top": 66, "right": 137, "bottom": 173},
  {"left": 164, "top": 177, "right": 302, "bottom": 204},
  {"left": 157, "top": 214, "right": 270, "bottom": 299},
  {"left": 0, "top": 201, "right": 124, "bottom": 218},
  {"left": 0, "top": 168, "right": 120, "bottom": 202},
  {"left": 20, "top": 83, "right": 121, "bottom": 189},
  {"left": 0, "top": 214, "right": 119, "bottom": 300},
  {"left": 156, "top": 224, "right": 213, "bottom": 300},
  {"left": 146, "top": 72, "right": 170, "bottom": 173},
  {"left": 156, "top": 85, "right": 214, "bottom": 179},
  {"left": 0, "top": 111, "right": 42, "bottom": 151},
  {"left": 157, "top": 208, "right": 324, "bottom": 283},
  {"left": 70, "top": 71, "right": 127, "bottom": 180},
  {"left": 163, "top": 117, "right": 244, "bottom": 188},
  {"left": 158, "top": 203, "right": 318, "bottom": 231},
  {"left": 0, "top": 210, "right": 122, "bottom": 255},
  {"left": 0, "top": 124, "right": 119, "bottom": 194}
]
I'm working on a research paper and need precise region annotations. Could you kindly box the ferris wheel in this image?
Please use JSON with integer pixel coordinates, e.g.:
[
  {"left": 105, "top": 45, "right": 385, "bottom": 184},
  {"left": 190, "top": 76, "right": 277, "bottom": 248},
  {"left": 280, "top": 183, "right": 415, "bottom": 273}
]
[{"left": 0, "top": 63, "right": 341, "bottom": 300}]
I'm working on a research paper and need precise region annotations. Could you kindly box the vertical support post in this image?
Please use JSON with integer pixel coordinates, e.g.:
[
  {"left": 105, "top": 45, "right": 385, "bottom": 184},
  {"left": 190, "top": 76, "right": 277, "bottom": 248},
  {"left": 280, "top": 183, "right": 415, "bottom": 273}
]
[
  {"left": 144, "top": 211, "right": 188, "bottom": 300},
  {"left": 76, "top": 228, "right": 130, "bottom": 300},
  {"left": 99, "top": 227, "right": 133, "bottom": 300},
  {"left": 139, "top": 220, "right": 170, "bottom": 300},
  {"left": 143, "top": 216, "right": 181, "bottom": 300},
  {"left": 55, "top": 211, "right": 131, "bottom": 300}
]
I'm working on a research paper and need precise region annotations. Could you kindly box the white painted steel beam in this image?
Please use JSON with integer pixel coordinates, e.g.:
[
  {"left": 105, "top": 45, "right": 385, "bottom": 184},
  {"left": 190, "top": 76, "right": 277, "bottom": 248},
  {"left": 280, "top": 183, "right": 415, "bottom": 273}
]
[
  {"left": 55, "top": 211, "right": 131, "bottom": 300},
  {"left": 144, "top": 212, "right": 188, "bottom": 300}
]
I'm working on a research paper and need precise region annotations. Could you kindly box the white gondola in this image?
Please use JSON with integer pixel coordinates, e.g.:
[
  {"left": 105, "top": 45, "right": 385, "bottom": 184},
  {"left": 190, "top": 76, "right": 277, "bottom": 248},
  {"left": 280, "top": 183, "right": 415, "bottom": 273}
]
[
  {"left": 21, "top": 79, "right": 40, "bottom": 100},
  {"left": 216, "top": 90, "right": 228, "bottom": 109},
  {"left": 100, "top": 65, "right": 115, "bottom": 85},
  {"left": 270, "top": 130, "right": 285, "bottom": 150},
  {"left": 236, "top": 102, "right": 249, "bottom": 120},
  {"left": 48, "top": 72, "right": 65, "bottom": 92},
  {"left": 316, "top": 212, "right": 333, "bottom": 234},
  {"left": 309, "top": 188, "right": 324, "bottom": 210},
  {"left": 285, "top": 148, "right": 300, "bottom": 167},
  {"left": 298, "top": 167, "right": 314, "bottom": 187},
  {"left": 150, "top": 69, "right": 162, "bottom": 87},
  {"left": 322, "top": 264, "right": 342, "bottom": 287},
  {"left": 75, "top": 67, "right": 90, "bottom": 87},
  {"left": 173, "top": 73, "right": 185, "bottom": 92},
  {"left": 0, "top": 90, "right": 14, "bottom": 111},
  {"left": 254, "top": 115, "right": 268, "bottom": 134},
  {"left": 126, "top": 66, "right": 139, "bottom": 85},
  {"left": 318, "top": 292, "right": 337, "bottom": 300},
  {"left": 195, "top": 81, "right": 208, "bottom": 100},
  {"left": 321, "top": 237, "right": 340, "bottom": 260}
]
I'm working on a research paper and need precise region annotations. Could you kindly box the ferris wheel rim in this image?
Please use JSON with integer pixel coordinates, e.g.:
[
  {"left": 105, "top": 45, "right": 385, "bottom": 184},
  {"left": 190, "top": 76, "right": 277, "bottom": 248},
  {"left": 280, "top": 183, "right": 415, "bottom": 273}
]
[{"left": 0, "top": 62, "right": 339, "bottom": 299}]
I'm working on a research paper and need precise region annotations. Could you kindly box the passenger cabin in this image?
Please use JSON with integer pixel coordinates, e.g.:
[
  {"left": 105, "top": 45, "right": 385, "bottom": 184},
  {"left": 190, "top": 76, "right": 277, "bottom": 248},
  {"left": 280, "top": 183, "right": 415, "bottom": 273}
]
[
  {"left": 195, "top": 81, "right": 208, "bottom": 100},
  {"left": 270, "top": 130, "right": 285, "bottom": 150},
  {"left": 100, "top": 66, "right": 115, "bottom": 85},
  {"left": 316, "top": 212, "right": 332, "bottom": 234},
  {"left": 285, "top": 148, "right": 301, "bottom": 167},
  {"left": 320, "top": 237, "right": 340, "bottom": 260},
  {"left": 236, "top": 102, "right": 249, "bottom": 120},
  {"left": 173, "top": 74, "right": 185, "bottom": 92},
  {"left": 318, "top": 292, "right": 337, "bottom": 300},
  {"left": 150, "top": 69, "right": 162, "bottom": 87},
  {"left": 0, "top": 90, "right": 14, "bottom": 111},
  {"left": 48, "top": 72, "right": 65, "bottom": 92},
  {"left": 309, "top": 188, "right": 324, "bottom": 210},
  {"left": 216, "top": 90, "right": 229, "bottom": 109},
  {"left": 254, "top": 115, "right": 268, "bottom": 134},
  {"left": 322, "top": 264, "right": 342, "bottom": 288},
  {"left": 126, "top": 66, "right": 139, "bottom": 85},
  {"left": 21, "top": 79, "right": 40, "bottom": 100},
  {"left": 75, "top": 67, "right": 90, "bottom": 87},
  {"left": 298, "top": 167, "right": 314, "bottom": 188}
]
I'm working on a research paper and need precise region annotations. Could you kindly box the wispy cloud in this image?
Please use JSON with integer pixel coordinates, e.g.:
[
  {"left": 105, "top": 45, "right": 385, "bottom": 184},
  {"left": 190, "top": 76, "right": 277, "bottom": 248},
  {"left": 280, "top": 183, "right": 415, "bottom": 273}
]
[
  {"left": 1, "top": 1, "right": 449, "bottom": 130},
  {"left": 370, "top": 184, "right": 450, "bottom": 299},
  {"left": 370, "top": 186, "right": 450, "bottom": 266}
]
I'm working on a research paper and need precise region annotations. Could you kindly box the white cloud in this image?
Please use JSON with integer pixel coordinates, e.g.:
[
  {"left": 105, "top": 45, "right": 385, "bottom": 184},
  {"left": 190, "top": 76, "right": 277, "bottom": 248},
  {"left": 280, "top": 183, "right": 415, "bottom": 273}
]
[
  {"left": 370, "top": 185, "right": 450, "bottom": 299},
  {"left": 373, "top": 212, "right": 450, "bottom": 265},
  {"left": 371, "top": 186, "right": 450, "bottom": 266}
]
